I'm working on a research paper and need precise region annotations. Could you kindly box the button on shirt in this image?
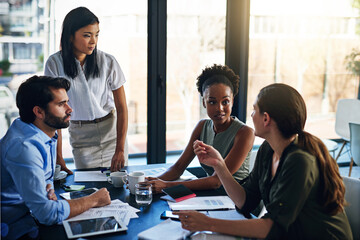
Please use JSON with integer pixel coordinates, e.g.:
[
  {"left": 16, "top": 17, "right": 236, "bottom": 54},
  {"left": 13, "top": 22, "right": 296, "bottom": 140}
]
[
  {"left": 44, "top": 50, "right": 126, "bottom": 121},
  {"left": 1, "top": 118, "right": 70, "bottom": 239}
]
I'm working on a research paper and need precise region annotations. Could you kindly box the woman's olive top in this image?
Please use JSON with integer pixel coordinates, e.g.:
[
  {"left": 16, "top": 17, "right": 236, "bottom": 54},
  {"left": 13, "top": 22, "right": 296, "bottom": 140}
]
[{"left": 241, "top": 141, "right": 352, "bottom": 240}]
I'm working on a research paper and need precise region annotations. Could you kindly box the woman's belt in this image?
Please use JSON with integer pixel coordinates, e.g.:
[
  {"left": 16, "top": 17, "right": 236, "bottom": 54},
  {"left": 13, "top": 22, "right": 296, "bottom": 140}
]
[{"left": 70, "top": 109, "right": 114, "bottom": 124}]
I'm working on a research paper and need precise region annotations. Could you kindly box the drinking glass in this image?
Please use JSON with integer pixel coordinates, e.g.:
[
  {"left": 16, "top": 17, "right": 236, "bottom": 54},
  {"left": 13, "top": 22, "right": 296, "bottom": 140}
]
[{"left": 135, "top": 183, "right": 152, "bottom": 206}]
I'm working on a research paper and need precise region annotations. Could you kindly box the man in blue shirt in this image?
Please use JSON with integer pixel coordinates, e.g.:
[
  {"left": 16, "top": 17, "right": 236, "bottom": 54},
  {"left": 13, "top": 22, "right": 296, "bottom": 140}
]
[{"left": 0, "top": 76, "right": 111, "bottom": 239}]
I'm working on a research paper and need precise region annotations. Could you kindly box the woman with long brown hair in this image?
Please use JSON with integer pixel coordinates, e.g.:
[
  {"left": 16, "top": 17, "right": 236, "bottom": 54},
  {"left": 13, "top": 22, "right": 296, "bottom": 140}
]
[{"left": 175, "top": 83, "right": 352, "bottom": 239}]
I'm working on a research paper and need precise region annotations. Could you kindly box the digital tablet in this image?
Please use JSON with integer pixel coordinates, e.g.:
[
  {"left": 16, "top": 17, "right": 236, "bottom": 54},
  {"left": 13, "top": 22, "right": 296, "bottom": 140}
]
[
  {"left": 63, "top": 216, "right": 127, "bottom": 239},
  {"left": 60, "top": 188, "right": 98, "bottom": 200}
]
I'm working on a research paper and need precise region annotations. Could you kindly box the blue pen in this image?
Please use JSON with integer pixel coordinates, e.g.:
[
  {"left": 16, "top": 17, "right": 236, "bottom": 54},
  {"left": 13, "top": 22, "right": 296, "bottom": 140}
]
[
  {"left": 100, "top": 167, "right": 110, "bottom": 173},
  {"left": 101, "top": 168, "right": 111, "bottom": 176}
]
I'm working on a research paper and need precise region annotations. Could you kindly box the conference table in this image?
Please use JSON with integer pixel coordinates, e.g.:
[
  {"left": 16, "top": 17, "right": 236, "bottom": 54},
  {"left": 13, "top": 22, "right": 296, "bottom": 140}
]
[{"left": 39, "top": 164, "right": 233, "bottom": 240}]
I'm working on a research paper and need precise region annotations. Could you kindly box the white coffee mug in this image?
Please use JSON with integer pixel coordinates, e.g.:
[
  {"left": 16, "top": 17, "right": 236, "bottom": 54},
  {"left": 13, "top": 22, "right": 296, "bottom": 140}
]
[
  {"left": 55, "top": 164, "right": 61, "bottom": 178},
  {"left": 123, "top": 171, "right": 145, "bottom": 194},
  {"left": 107, "top": 172, "right": 127, "bottom": 188}
]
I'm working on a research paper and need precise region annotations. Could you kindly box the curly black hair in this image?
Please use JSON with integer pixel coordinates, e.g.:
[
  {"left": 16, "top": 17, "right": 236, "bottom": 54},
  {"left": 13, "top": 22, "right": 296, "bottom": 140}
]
[{"left": 196, "top": 64, "right": 240, "bottom": 97}]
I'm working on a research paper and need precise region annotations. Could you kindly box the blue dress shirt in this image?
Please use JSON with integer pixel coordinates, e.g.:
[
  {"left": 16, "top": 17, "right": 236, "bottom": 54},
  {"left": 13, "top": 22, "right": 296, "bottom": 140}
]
[{"left": 1, "top": 118, "right": 70, "bottom": 239}]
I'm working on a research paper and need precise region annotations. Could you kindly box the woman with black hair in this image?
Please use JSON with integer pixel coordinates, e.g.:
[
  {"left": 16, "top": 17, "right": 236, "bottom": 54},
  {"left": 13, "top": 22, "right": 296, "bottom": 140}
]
[
  {"left": 175, "top": 83, "right": 352, "bottom": 239},
  {"left": 45, "top": 7, "right": 128, "bottom": 172},
  {"left": 146, "top": 64, "right": 254, "bottom": 193}
]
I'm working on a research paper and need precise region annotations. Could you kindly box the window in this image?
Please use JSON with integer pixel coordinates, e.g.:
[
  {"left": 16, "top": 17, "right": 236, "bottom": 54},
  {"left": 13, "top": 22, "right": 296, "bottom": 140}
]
[
  {"left": 166, "top": 0, "right": 226, "bottom": 155},
  {"left": 248, "top": 0, "right": 360, "bottom": 140}
]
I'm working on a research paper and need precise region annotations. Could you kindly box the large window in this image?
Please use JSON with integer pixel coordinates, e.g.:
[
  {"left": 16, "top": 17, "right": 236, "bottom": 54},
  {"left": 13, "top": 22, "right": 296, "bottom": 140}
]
[
  {"left": 166, "top": 0, "right": 226, "bottom": 155},
  {"left": 247, "top": 0, "right": 360, "bottom": 140},
  {"left": 2, "top": 0, "right": 360, "bottom": 164}
]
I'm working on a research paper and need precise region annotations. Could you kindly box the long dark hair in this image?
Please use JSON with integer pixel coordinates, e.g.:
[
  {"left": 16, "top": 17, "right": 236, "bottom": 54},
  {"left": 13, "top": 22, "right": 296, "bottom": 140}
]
[
  {"left": 60, "top": 7, "right": 99, "bottom": 79},
  {"left": 257, "top": 83, "right": 345, "bottom": 215}
]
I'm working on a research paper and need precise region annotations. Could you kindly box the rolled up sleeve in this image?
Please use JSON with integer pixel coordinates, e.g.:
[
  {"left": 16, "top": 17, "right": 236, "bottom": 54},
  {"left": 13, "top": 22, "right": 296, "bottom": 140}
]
[{"left": 4, "top": 141, "right": 70, "bottom": 225}]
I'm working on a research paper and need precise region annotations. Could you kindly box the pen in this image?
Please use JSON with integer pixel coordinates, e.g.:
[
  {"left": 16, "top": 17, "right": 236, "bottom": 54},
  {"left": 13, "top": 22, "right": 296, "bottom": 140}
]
[
  {"left": 100, "top": 167, "right": 110, "bottom": 173},
  {"left": 100, "top": 168, "right": 111, "bottom": 176}
]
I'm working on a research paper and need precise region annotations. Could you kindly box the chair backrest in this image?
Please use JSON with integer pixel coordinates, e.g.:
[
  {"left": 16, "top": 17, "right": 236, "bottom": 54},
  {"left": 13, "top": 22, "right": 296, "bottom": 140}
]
[
  {"left": 249, "top": 150, "right": 257, "bottom": 172},
  {"left": 349, "top": 122, "right": 360, "bottom": 166},
  {"left": 335, "top": 99, "right": 360, "bottom": 141},
  {"left": 343, "top": 176, "right": 360, "bottom": 240}
]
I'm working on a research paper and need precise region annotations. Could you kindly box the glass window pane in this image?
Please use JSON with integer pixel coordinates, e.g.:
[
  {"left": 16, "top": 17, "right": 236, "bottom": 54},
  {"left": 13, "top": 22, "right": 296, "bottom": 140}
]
[
  {"left": 166, "top": 0, "right": 226, "bottom": 158},
  {"left": 248, "top": 0, "right": 360, "bottom": 141}
]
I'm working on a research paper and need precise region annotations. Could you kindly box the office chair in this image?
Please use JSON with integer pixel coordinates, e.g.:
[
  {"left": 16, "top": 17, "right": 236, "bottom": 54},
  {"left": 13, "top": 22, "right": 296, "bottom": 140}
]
[
  {"left": 349, "top": 122, "right": 360, "bottom": 177},
  {"left": 343, "top": 176, "right": 360, "bottom": 240},
  {"left": 334, "top": 99, "right": 360, "bottom": 161}
]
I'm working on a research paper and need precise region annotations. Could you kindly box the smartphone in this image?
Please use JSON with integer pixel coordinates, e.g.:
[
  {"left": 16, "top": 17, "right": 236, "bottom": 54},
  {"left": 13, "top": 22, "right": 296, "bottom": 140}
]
[{"left": 160, "top": 211, "right": 180, "bottom": 220}]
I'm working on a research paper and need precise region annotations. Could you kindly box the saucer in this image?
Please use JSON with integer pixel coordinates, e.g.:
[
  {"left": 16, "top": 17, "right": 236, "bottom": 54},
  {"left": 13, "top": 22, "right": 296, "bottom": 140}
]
[{"left": 54, "top": 171, "right": 67, "bottom": 181}]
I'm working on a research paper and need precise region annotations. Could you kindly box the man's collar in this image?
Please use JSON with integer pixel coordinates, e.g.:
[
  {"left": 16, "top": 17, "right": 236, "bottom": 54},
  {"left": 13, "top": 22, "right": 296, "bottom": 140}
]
[{"left": 29, "top": 122, "right": 58, "bottom": 143}]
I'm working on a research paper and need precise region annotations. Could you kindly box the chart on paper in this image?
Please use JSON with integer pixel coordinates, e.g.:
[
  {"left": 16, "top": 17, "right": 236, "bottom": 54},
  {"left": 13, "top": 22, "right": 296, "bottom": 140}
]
[{"left": 168, "top": 196, "right": 235, "bottom": 211}]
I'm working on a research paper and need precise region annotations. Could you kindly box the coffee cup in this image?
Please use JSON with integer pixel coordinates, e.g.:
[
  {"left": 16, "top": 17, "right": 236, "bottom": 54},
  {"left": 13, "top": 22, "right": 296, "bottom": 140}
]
[
  {"left": 107, "top": 172, "right": 127, "bottom": 188},
  {"left": 55, "top": 164, "right": 61, "bottom": 178},
  {"left": 122, "top": 171, "right": 145, "bottom": 194}
]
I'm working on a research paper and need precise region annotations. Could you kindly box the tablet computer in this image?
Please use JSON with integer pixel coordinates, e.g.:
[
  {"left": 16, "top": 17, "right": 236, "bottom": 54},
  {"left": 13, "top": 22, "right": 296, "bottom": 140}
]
[
  {"left": 63, "top": 216, "right": 127, "bottom": 239},
  {"left": 60, "top": 188, "right": 98, "bottom": 200}
]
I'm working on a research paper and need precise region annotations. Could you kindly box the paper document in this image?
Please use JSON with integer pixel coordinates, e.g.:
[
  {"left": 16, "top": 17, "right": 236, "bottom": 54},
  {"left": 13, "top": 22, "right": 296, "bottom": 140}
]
[
  {"left": 138, "top": 219, "right": 190, "bottom": 240},
  {"left": 191, "top": 232, "right": 240, "bottom": 240},
  {"left": 141, "top": 167, "right": 197, "bottom": 180},
  {"left": 207, "top": 210, "right": 246, "bottom": 220},
  {"left": 168, "top": 196, "right": 235, "bottom": 211},
  {"left": 67, "top": 199, "right": 139, "bottom": 226},
  {"left": 74, "top": 171, "right": 108, "bottom": 182}
]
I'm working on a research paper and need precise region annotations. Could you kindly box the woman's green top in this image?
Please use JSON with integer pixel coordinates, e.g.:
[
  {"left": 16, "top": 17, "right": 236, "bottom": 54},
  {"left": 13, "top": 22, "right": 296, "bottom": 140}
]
[
  {"left": 199, "top": 117, "right": 250, "bottom": 182},
  {"left": 241, "top": 141, "right": 353, "bottom": 240}
]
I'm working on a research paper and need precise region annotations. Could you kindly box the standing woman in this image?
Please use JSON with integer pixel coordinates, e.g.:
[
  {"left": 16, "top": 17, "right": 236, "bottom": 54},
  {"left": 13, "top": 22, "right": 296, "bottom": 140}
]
[
  {"left": 146, "top": 64, "right": 254, "bottom": 193},
  {"left": 176, "top": 83, "right": 352, "bottom": 239},
  {"left": 45, "top": 7, "right": 128, "bottom": 172}
]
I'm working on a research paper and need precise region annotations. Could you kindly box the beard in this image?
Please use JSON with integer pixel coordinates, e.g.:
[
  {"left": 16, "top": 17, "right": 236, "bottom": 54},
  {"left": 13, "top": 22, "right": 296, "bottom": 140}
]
[{"left": 44, "top": 111, "right": 70, "bottom": 129}]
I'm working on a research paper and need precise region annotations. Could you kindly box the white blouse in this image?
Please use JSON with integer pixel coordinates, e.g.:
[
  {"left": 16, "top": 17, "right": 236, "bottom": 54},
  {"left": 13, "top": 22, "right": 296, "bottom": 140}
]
[{"left": 44, "top": 50, "right": 126, "bottom": 121}]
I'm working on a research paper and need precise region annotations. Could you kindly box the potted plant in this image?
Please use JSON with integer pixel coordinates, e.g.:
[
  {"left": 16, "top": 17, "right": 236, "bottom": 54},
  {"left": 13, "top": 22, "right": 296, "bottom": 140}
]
[
  {"left": 345, "top": 49, "right": 360, "bottom": 99},
  {"left": 0, "top": 59, "right": 11, "bottom": 76}
]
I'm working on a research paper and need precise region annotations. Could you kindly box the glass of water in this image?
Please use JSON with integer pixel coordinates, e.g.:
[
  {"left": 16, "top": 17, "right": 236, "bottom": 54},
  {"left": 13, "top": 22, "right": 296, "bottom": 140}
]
[{"left": 135, "top": 183, "right": 152, "bottom": 207}]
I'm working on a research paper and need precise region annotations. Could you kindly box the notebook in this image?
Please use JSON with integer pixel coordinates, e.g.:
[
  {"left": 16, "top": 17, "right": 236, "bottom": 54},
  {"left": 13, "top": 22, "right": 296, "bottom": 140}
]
[{"left": 161, "top": 184, "right": 196, "bottom": 202}]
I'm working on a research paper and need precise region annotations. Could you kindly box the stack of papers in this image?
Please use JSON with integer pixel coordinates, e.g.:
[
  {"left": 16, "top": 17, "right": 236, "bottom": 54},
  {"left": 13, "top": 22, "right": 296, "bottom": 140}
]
[
  {"left": 207, "top": 210, "right": 246, "bottom": 220},
  {"left": 74, "top": 167, "right": 197, "bottom": 182},
  {"left": 74, "top": 171, "right": 108, "bottom": 182},
  {"left": 140, "top": 167, "right": 197, "bottom": 180},
  {"left": 67, "top": 199, "right": 139, "bottom": 226},
  {"left": 167, "top": 196, "right": 235, "bottom": 211},
  {"left": 138, "top": 211, "right": 246, "bottom": 240},
  {"left": 138, "top": 219, "right": 190, "bottom": 240}
]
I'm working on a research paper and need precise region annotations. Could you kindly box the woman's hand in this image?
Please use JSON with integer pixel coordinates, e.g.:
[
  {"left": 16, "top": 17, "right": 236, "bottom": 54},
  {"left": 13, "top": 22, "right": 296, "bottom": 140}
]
[
  {"left": 110, "top": 151, "right": 125, "bottom": 172},
  {"left": 145, "top": 177, "right": 168, "bottom": 194},
  {"left": 193, "top": 140, "right": 224, "bottom": 168},
  {"left": 174, "top": 211, "right": 212, "bottom": 232},
  {"left": 56, "top": 156, "right": 73, "bottom": 175}
]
